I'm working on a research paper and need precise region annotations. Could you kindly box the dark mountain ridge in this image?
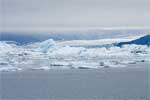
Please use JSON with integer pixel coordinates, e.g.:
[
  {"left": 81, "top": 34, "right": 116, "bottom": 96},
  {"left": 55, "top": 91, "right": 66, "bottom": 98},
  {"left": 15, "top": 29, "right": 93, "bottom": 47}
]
[
  {"left": 117, "top": 34, "right": 150, "bottom": 46},
  {"left": 0, "top": 29, "right": 149, "bottom": 45}
]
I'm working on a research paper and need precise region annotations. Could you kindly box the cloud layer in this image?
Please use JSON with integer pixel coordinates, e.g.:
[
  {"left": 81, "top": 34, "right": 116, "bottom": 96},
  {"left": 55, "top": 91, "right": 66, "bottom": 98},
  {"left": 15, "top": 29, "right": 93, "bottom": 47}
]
[{"left": 1, "top": 0, "right": 150, "bottom": 31}]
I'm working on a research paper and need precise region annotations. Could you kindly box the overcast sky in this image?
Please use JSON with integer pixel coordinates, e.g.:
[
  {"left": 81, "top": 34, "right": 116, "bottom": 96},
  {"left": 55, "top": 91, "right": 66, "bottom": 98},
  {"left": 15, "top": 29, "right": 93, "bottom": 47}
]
[{"left": 0, "top": 0, "right": 150, "bottom": 32}]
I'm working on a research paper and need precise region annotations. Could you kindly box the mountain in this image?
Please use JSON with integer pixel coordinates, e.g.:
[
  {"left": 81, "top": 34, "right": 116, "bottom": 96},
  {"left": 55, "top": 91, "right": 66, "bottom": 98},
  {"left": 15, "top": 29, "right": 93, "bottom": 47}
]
[
  {"left": 117, "top": 34, "right": 150, "bottom": 46},
  {"left": 0, "top": 32, "right": 53, "bottom": 45},
  {"left": 0, "top": 29, "right": 149, "bottom": 45}
]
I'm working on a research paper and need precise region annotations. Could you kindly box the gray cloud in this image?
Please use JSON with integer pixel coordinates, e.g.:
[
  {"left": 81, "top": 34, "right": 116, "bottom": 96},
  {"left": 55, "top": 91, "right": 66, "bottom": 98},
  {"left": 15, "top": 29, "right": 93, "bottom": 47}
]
[{"left": 0, "top": 0, "right": 150, "bottom": 31}]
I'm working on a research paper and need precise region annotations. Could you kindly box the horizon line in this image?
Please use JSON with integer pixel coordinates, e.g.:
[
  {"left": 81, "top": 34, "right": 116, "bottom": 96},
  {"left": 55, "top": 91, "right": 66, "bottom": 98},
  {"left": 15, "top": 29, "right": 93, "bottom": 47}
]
[{"left": 1, "top": 26, "right": 150, "bottom": 33}]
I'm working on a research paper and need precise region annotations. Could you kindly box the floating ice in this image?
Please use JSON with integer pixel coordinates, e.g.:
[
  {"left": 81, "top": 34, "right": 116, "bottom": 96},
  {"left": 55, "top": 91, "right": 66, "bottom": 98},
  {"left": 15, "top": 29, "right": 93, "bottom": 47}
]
[
  {"left": 47, "top": 46, "right": 86, "bottom": 58},
  {"left": 0, "top": 35, "right": 150, "bottom": 72},
  {"left": 36, "top": 39, "right": 56, "bottom": 53},
  {"left": 0, "top": 67, "right": 22, "bottom": 72}
]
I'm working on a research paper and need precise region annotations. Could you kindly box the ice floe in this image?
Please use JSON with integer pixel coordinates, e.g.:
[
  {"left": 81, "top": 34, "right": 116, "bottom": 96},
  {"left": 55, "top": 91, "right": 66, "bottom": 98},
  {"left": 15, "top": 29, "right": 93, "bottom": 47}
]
[{"left": 0, "top": 35, "right": 150, "bottom": 72}]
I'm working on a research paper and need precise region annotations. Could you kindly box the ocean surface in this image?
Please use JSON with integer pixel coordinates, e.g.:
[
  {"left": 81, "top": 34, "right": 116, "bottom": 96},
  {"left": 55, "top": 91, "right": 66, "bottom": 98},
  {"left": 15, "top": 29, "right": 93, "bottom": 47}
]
[{"left": 0, "top": 63, "right": 150, "bottom": 100}]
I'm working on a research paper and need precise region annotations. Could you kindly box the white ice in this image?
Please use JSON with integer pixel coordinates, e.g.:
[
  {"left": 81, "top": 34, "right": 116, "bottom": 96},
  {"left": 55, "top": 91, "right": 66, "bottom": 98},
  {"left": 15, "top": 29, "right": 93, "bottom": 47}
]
[{"left": 0, "top": 37, "right": 150, "bottom": 72}]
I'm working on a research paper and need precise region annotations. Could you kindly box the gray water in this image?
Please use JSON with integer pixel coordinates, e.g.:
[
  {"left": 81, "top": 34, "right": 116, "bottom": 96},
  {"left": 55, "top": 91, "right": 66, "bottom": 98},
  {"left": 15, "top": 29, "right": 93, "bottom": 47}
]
[{"left": 0, "top": 64, "right": 150, "bottom": 100}]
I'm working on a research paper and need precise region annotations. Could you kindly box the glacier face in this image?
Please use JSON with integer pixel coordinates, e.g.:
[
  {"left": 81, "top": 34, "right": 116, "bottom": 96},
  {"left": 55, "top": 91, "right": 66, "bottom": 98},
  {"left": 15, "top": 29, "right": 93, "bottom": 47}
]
[{"left": 0, "top": 37, "right": 150, "bottom": 72}]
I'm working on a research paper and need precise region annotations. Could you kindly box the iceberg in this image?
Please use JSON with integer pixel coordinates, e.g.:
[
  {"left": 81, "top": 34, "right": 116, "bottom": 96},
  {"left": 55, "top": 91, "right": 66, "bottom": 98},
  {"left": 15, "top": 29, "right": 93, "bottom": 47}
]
[
  {"left": 0, "top": 67, "right": 22, "bottom": 72},
  {"left": 36, "top": 39, "right": 56, "bottom": 53},
  {"left": 117, "top": 34, "right": 150, "bottom": 46},
  {"left": 47, "top": 46, "right": 86, "bottom": 58},
  {"left": 0, "top": 35, "right": 150, "bottom": 72},
  {"left": 0, "top": 42, "right": 14, "bottom": 53}
]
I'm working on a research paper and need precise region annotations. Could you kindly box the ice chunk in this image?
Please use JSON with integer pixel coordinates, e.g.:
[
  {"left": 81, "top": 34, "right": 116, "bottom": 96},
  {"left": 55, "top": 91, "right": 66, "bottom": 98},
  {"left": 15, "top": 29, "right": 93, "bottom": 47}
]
[
  {"left": 36, "top": 39, "right": 56, "bottom": 53},
  {"left": 0, "top": 67, "right": 22, "bottom": 72},
  {"left": 0, "top": 37, "right": 150, "bottom": 72},
  {"left": 48, "top": 46, "right": 86, "bottom": 58}
]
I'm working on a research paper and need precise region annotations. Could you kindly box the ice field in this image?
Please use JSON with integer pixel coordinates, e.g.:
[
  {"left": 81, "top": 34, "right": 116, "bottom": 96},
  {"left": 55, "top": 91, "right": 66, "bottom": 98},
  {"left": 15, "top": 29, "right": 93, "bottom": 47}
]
[{"left": 0, "top": 34, "right": 150, "bottom": 72}]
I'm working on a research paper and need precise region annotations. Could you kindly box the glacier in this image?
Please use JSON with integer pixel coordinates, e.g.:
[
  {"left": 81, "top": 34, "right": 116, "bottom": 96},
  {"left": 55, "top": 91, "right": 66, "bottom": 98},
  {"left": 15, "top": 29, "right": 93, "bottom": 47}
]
[{"left": 0, "top": 35, "right": 150, "bottom": 72}]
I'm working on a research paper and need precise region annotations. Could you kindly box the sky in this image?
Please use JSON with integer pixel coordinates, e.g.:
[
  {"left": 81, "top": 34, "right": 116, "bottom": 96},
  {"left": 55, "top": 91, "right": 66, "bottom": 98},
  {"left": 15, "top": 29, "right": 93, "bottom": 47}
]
[{"left": 0, "top": 0, "right": 150, "bottom": 32}]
